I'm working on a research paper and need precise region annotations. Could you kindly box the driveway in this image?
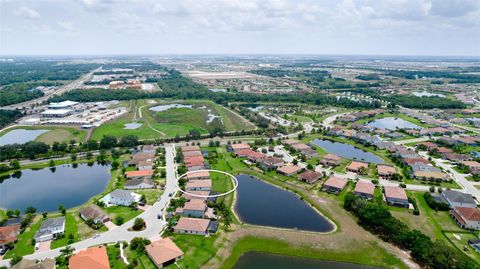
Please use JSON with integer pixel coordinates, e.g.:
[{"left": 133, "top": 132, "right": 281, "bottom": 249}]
[
  {"left": 104, "top": 221, "right": 117, "bottom": 231},
  {"left": 36, "top": 240, "right": 51, "bottom": 253}
]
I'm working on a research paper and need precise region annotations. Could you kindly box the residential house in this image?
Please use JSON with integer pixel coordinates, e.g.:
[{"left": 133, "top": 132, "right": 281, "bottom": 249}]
[
  {"left": 320, "top": 154, "right": 342, "bottom": 166},
  {"left": 228, "top": 143, "right": 250, "bottom": 152},
  {"left": 79, "top": 205, "right": 110, "bottom": 224},
  {"left": 413, "top": 171, "right": 449, "bottom": 181},
  {"left": 443, "top": 153, "right": 471, "bottom": 163},
  {"left": 141, "top": 145, "right": 156, "bottom": 154},
  {"left": 298, "top": 170, "right": 322, "bottom": 184},
  {"left": 461, "top": 161, "right": 480, "bottom": 175},
  {"left": 125, "top": 169, "right": 153, "bottom": 180},
  {"left": 183, "top": 150, "right": 202, "bottom": 158},
  {"left": 176, "top": 199, "right": 207, "bottom": 218},
  {"left": 69, "top": 246, "right": 110, "bottom": 269},
  {"left": 377, "top": 165, "right": 396, "bottom": 179},
  {"left": 12, "top": 258, "right": 55, "bottom": 269},
  {"left": 347, "top": 161, "right": 369, "bottom": 174},
  {"left": 299, "top": 147, "right": 318, "bottom": 158},
  {"left": 181, "top": 145, "right": 200, "bottom": 152},
  {"left": 258, "top": 156, "right": 284, "bottom": 170},
  {"left": 451, "top": 207, "right": 480, "bottom": 230},
  {"left": 124, "top": 178, "right": 155, "bottom": 189},
  {"left": 146, "top": 237, "right": 184, "bottom": 268},
  {"left": 137, "top": 159, "right": 153, "bottom": 171},
  {"left": 0, "top": 224, "right": 20, "bottom": 248},
  {"left": 100, "top": 189, "right": 141, "bottom": 206},
  {"left": 384, "top": 186, "right": 409, "bottom": 207},
  {"left": 185, "top": 179, "right": 212, "bottom": 191},
  {"left": 34, "top": 217, "right": 65, "bottom": 242},
  {"left": 354, "top": 180, "right": 375, "bottom": 200},
  {"left": 181, "top": 191, "right": 210, "bottom": 201},
  {"left": 442, "top": 190, "right": 477, "bottom": 208},
  {"left": 186, "top": 171, "right": 210, "bottom": 180},
  {"left": 322, "top": 176, "right": 347, "bottom": 194},
  {"left": 277, "top": 165, "right": 302, "bottom": 176},
  {"left": 174, "top": 217, "right": 211, "bottom": 235}
]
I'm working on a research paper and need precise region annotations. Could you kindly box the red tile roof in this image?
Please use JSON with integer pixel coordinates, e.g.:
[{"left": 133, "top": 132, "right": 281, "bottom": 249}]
[
  {"left": 146, "top": 238, "right": 184, "bottom": 267},
  {"left": 277, "top": 165, "right": 302, "bottom": 175},
  {"left": 455, "top": 207, "right": 480, "bottom": 221},
  {"left": 354, "top": 181, "right": 375, "bottom": 195},
  {"left": 181, "top": 146, "right": 200, "bottom": 152},
  {"left": 324, "top": 176, "right": 347, "bottom": 189},
  {"left": 125, "top": 169, "right": 153, "bottom": 178},
  {"left": 384, "top": 186, "right": 407, "bottom": 200},
  {"left": 69, "top": 246, "right": 110, "bottom": 269},
  {"left": 0, "top": 224, "right": 20, "bottom": 245}
]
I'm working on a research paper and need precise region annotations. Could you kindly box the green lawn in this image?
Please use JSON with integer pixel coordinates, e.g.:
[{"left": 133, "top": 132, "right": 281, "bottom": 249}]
[
  {"left": 171, "top": 234, "right": 218, "bottom": 269},
  {"left": 218, "top": 236, "right": 408, "bottom": 269},
  {"left": 135, "top": 189, "right": 163, "bottom": 205},
  {"left": 107, "top": 244, "right": 128, "bottom": 269},
  {"left": 444, "top": 231, "right": 480, "bottom": 264},
  {"left": 104, "top": 206, "right": 142, "bottom": 225},
  {"left": 92, "top": 99, "right": 255, "bottom": 140}
]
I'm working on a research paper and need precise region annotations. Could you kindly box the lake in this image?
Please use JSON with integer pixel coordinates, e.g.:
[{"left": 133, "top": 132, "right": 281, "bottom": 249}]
[
  {"left": 149, "top": 104, "right": 192, "bottom": 112},
  {"left": 367, "top": 117, "right": 422, "bottom": 130},
  {"left": 0, "top": 129, "right": 48, "bottom": 146},
  {"left": 234, "top": 174, "right": 334, "bottom": 232},
  {"left": 412, "top": 91, "right": 445, "bottom": 97},
  {"left": 233, "top": 252, "right": 382, "bottom": 269},
  {"left": 311, "top": 139, "right": 384, "bottom": 164},
  {"left": 0, "top": 163, "right": 111, "bottom": 212}
]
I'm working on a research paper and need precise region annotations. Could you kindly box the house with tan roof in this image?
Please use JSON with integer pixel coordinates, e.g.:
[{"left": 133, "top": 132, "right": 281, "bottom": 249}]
[
  {"left": 12, "top": 258, "right": 55, "bottom": 269},
  {"left": 461, "top": 161, "right": 480, "bottom": 175},
  {"left": 185, "top": 179, "right": 212, "bottom": 191},
  {"left": 228, "top": 143, "right": 250, "bottom": 152},
  {"left": 125, "top": 169, "right": 154, "bottom": 180},
  {"left": 146, "top": 237, "right": 184, "bottom": 268},
  {"left": 451, "top": 207, "right": 480, "bottom": 230},
  {"left": 277, "top": 165, "right": 302, "bottom": 176},
  {"left": 79, "top": 205, "right": 110, "bottom": 224},
  {"left": 354, "top": 181, "right": 375, "bottom": 200},
  {"left": 347, "top": 161, "right": 369, "bottom": 174},
  {"left": 384, "top": 186, "right": 409, "bottom": 208},
  {"left": 176, "top": 199, "right": 208, "bottom": 218},
  {"left": 69, "top": 246, "right": 110, "bottom": 269},
  {"left": 320, "top": 154, "right": 342, "bottom": 166},
  {"left": 377, "top": 165, "right": 396, "bottom": 179},
  {"left": 298, "top": 170, "right": 322, "bottom": 184},
  {"left": 322, "top": 176, "right": 347, "bottom": 194},
  {"left": 181, "top": 191, "right": 210, "bottom": 201},
  {"left": 183, "top": 150, "right": 203, "bottom": 158},
  {"left": 413, "top": 171, "right": 449, "bottom": 181},
  {"left": 258, "top": 156, "right": 284, "bottom": 170},
  {"left": 174, "top": 217, "right": 211, "bottom": 235},
  {"left": 186, "top": 171, "right": 210, "bottom": 180},
  {"left": 181, "top": 145, "right": 200, "bottom": 152}
]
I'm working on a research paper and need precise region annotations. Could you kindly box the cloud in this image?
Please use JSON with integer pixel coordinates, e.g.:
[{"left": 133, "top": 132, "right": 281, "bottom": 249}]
[
  {"left": 56, "top": 21, "right": 75, "bottom": 32},
  {"left": 430, "top": 0, "right": 480, "bottom": 17},
  {"left": 13, "top": 6, "right": 40, "bottom": 19}
]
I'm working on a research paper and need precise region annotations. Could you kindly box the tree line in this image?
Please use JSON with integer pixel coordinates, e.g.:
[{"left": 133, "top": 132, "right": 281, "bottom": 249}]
[{"left": 344, "top": 192, "right": 477, "bottom": 269}]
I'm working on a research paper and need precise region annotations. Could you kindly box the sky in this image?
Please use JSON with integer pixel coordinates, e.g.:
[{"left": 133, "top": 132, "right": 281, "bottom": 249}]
[{"left": 1, "top": 0, "right": 479, "bottom": 56}]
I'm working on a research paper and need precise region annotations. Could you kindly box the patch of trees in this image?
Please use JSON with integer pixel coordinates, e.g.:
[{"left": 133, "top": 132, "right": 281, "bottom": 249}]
[
  {"left": 0, "top": 60, "right": 99, "bottom": 86},
  {"left": 344, "top": 193, "right": 476, "bottom": 269},
  {"left": 385, "top": 70, "right": 480, "bottom": 84},
  {"left": 356, "top": 74, "right": 380, "bottom": 81},
  {"left": 385, "top": 95, "right": 466, "bottom": 109},
  {"left": 49, "top": 72, "right": 382, "bottom": 109},
  {"left": 423, "top": 192, "right": 450, "bottom": 211},
  {"left": 0, "top": 110, "right": 22, "bottom": 129},
  {"left": 0, "top": 82, "right": 61, "bottom": 106}
]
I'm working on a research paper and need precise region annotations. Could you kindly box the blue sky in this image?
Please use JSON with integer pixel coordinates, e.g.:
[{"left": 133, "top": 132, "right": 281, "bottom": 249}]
[{"left": 1, "top": 0, "right": 479, "bottom": 56}]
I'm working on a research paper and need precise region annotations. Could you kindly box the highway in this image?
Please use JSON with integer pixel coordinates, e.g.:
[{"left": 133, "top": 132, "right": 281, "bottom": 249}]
[
  {"left": 0, "top": 144, "right": 178, "bottom": 267},
  {"left": 0, "top": 68, "right": 99, "bottom": 110}
]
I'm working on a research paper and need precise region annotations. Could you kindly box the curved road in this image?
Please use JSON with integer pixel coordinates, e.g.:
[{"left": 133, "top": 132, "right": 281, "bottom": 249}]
[{"left": 0, "top": 144, "right": 178, "bottom": 267}]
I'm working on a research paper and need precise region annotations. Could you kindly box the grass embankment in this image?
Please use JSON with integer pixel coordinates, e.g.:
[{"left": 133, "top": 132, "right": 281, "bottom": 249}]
[
  {"left": 0, "top": 125, "right": 86, "bottom": 144},
  {"left": 218, "top": 236, "right": 408, "bottom": 269},
  {"left": 92, "top": 99, "right": 255, "bottom": 140}
]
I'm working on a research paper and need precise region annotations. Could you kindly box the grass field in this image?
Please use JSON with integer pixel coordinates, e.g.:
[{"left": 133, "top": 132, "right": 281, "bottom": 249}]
[
  {"left": 218, "top": 236, "right": 408, "bottom": 269},
  {"left": 104, "top": 206, "right": 142, "bottom": 225},
  {"left": 0, "top": 125, "right": 87, "bottom": 144},
  {"left": 92, "top": 99, "right": 255, "bottom": 140},
  {"left": 171, "top": 234, "right": 218, "bottom": 269}
]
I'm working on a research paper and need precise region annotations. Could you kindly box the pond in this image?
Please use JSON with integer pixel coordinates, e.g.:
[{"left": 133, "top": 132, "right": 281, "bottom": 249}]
[
  {"left": 412, "top": 91, "right": 445, "bottom": 97},
  {"left": 367, "top": 117, "right": 422, "bottom": 130},
  {"left": 234, "top": 174, "right": 334, "bottom": 232},
  {"left": 233, "top": 252, "right": 382, "bottom": 269},
  {"left": 123, "top": 122, "right": 142, "bottom": 129},
  {"left": 0, "top": 129, "right": 48, "bottom": 146},
  {"left": 0, "top": 163, "right": 111, "bottom": 212},
  {"left": 149, "top": 104, "right": 192, "bottom": 112},
  {"left": 311, "top": 139, "right": 384, "bottom": 164}
]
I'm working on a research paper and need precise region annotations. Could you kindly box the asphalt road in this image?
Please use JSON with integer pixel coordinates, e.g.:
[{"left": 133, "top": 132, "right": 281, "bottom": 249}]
[{"left": 0, "top": 144, "right": 178, "bottom": 267}]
